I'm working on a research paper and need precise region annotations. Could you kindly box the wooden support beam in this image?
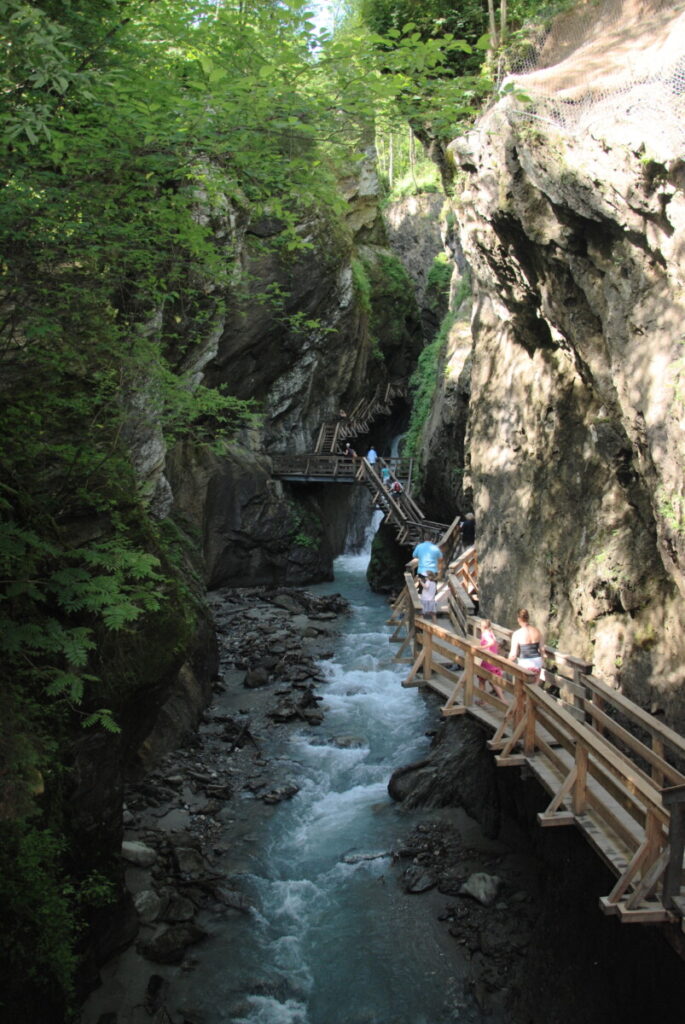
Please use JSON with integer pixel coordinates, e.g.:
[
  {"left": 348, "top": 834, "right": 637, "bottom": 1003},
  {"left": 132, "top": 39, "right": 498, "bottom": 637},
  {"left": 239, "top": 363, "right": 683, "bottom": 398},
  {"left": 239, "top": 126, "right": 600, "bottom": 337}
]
[
  {"left": 403, "top": 648, "right": 425, "bottom": 687},
  {"left": 663, "top": 786, "right": 685, "bottom": 912},
  {"left": 538, "top": 764, "right": 578, "bottom": 825},
  {"left": 624, "top": 845, "right": 670, "bottom": 910},
  {"left": 599, "top": 899, "right": 673, "bottom": 924}
]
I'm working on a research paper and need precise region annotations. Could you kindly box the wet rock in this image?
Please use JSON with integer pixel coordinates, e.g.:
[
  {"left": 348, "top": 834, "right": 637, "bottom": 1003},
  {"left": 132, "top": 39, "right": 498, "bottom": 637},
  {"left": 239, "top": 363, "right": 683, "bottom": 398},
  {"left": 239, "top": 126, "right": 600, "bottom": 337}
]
[
  {"left": 460, "top": 872, "right": 501, "bottom": 907},
  {"left": 269, "top": 701, "right": 298, "bottom": 722},
  {"left": 272, "top": 594, "right": 305, "bottom": 614},
  {"left": 387, "top": 758, "right": 432, "bottom": 802},
  {"left": 134, "top": 889, "right": 163, "bottom": 924},
  {"left": 172, "top": 847, "right": 209, "bottom": 877},
  {"left": 342, "top": 851, "right": 390, "bottom": 864},
  {"left": 137, "top": 923, "right": 207, "bottom": 964},
  {"left": 151, "top": 1008, "right": 174, "bottom": 1024},
  {"left": 205, "top": 782, "right": 233, "bottom": 799},
  {"left": 215, "top": 887, "right": 253, "bottom": 914},
  {"left": 403, "top": 865, "right": 437, "bottom": 893},
  {"left": 122, "top": 840, "right": 157, "bottom": 867},
  {"left": 243, "top": 666, "right": 270, "bottom": 689},
  {"left": 144, "top": 974, "right": 169, "bottom": 1014},
  {"left": 195, "top": 799, "right": 221, "bottom": 815},
  {"left": 301, "top": 708, "right": 324, "bottom": 726},
  {"left": 331, "top": 735, "right": 367, "bottom": 748},
  {"left": 261, "top": 783, "right": 300, "bottom": 804},
  {"left": 160, "top": 894, "right": 196, "bottom": 922}
]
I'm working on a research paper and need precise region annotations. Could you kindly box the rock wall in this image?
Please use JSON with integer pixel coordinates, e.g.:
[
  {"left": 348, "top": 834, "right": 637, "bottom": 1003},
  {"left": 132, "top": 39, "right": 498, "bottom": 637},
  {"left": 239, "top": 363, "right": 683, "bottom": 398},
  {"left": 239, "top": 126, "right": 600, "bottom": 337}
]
[
  {"left": 431, "top": 75, "right": 685, "bottom": 725},
  {"left": 168, "top": 155, "right": 425, "bottom": 590}
]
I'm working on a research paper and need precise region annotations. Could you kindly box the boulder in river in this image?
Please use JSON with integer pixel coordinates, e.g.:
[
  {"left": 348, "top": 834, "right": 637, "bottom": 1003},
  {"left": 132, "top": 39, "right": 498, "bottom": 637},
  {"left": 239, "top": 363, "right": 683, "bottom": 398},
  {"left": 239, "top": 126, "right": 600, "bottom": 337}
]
[
  {"left": 122, "top": 840, "right": 157, "bottom": 867},
  {"left": 402, "top": 864, "right": 437, "bottom": 894},
  {"left": 243, "top": 666, "right": 270, "bottom": 689},
  {"left": 137, "top": 923, "right": 207, "bottom": 964},
  {"left": 272, "top": 594, "right": 305, "bottom": 614},
  {"left": 134, "top": 889, "right": 163, "bottom": 924},
  {"left": 460, "top": 872, "right": 501, "bottom": 907}
]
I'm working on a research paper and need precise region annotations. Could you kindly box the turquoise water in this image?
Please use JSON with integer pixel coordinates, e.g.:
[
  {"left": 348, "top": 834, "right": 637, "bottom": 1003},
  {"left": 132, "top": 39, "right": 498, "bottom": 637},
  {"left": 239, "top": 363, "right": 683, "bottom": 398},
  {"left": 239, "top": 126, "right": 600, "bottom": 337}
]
[{"left": 171, "top": 553, "right": 478, "bottom": 1024}]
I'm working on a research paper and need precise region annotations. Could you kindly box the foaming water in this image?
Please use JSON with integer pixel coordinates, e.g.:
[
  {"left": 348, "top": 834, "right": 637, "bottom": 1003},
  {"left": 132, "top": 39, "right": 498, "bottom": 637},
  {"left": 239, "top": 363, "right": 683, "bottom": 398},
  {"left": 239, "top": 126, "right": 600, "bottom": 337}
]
[{"left": 172, "top": 552, "right": 476, "bottom": 1024}]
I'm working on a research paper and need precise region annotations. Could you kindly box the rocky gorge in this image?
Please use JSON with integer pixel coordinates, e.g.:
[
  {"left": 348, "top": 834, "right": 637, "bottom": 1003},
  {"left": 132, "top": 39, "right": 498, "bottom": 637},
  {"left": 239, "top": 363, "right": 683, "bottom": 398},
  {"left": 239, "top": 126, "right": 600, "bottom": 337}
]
[
  {"left": 5, "top": 1, "right": 685, "bottom": 1021},
  {"left": 80, "top": 3, "right": 685, "bottom": 1014}
]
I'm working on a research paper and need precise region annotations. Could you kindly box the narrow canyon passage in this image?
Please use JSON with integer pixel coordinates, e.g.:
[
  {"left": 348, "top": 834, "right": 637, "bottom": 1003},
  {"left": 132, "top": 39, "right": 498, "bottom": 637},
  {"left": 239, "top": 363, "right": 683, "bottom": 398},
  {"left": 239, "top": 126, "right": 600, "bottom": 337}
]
[{"left": 166, "top": 552, "right": 487, "bottom": 1024}]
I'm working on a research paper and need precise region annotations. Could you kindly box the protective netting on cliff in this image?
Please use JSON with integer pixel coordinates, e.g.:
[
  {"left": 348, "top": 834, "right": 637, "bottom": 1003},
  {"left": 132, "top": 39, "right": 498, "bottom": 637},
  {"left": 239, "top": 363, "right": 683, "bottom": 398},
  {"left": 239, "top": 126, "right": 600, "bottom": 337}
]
[{"left": 500, "top": 0, "right": 685, "bottom": 159}]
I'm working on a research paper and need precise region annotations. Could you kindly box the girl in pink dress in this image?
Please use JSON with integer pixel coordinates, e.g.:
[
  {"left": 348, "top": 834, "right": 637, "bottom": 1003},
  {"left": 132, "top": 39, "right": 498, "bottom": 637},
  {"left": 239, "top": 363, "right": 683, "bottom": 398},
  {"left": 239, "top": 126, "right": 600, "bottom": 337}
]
[{"left": 478, "top": 619, "right": 505, "bottom": 701}]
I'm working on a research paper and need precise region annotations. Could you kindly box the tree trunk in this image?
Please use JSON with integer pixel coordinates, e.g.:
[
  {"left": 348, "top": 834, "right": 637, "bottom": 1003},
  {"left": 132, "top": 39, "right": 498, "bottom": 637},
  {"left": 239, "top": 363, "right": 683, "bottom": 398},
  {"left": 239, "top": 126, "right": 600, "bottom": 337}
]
[
  {"left": 409, "top": 127, "right": 418, "bottom": 191},
  {"left": 487, "top": 0, "right": 499, "bottom": 51}
]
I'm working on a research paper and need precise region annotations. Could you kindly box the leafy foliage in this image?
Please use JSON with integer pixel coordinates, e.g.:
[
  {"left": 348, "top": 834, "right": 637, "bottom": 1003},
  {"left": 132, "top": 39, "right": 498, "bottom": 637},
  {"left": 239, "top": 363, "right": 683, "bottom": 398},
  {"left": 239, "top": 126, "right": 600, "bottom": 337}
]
[
  {"left": 404, "top": 310, "right": 457, "bottom": 460},
  {"left": 0, "top": 0, "right": 502, "bottom": 1012}
]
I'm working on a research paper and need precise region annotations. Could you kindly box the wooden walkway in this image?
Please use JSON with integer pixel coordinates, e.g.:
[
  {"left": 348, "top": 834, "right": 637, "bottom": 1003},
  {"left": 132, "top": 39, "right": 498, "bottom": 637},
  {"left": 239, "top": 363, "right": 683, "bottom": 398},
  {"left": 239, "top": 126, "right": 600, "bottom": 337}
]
[
  {"left": 271, "top": 451, "right": 458, "bottom": 550},
  {"left": 270, "top": 378, "right": 466, "bottom": 550},
  {"left": 314, "top": 380, "right": 407, "bottom": 454},
  {"left": 388, "top": 554, "right": 685, "bottom": 932}
]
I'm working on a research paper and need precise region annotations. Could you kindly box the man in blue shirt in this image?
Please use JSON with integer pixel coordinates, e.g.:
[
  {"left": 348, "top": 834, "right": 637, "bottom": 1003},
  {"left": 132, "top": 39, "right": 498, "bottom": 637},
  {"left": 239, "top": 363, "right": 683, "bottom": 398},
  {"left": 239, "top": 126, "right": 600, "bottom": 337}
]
[
  {"left": 366, "top": 445, "right": 378, "bottom": 465},
  {"left": 411, "top": 535, "right": 444, "bottom": 578}
]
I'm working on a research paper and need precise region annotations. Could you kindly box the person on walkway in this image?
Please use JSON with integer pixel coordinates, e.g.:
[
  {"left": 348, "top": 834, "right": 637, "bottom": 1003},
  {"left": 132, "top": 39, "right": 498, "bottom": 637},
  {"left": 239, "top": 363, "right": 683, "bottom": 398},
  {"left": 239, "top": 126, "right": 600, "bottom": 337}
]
[
  {"left": 420, "top": 571, "right": 437, "bottom": 623},
  {"left": 410, "top": 534, "right": 443, "bottom": 579},
  {"left": 509, "top": 608, "right": 544, "bottom": 683},
  {"left": 343, "top": 442, "right": 356, "bottom": 457},
  {"left": 390, "top": 479, "right": 403, "bottom": 494},
  {"left": 381, "top": 464, "right": 391, "bottom": 488},
  {"left": 366, "top": 445, "right": 378, "bottom": 465},
  {"left": 478, "top": 619, "right": 505, "bottom": 702},
  {"left": 459, "top": 512, "right": 475, "bottom": 547}
]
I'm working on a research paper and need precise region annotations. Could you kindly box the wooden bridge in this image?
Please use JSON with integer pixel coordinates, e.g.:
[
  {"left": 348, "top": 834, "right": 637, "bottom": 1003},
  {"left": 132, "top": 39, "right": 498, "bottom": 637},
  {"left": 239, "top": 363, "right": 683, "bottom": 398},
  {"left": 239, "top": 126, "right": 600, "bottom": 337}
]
[
  {"left": 388, "top": 552, "right": 685, "bottom": 933},
  {"left": 270, "top": 379, "right": 466, "bottom": 550},
  {"left": 272, "top": 451, "right": 456, "bottom": 549}
]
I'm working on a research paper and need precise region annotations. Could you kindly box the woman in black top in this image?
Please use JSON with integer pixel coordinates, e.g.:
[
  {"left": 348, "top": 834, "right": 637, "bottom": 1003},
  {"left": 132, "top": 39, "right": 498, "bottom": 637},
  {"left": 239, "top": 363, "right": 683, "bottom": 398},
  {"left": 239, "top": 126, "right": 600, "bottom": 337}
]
[{"left": 509, "top": 608, "right": 544, "bottom": 682}]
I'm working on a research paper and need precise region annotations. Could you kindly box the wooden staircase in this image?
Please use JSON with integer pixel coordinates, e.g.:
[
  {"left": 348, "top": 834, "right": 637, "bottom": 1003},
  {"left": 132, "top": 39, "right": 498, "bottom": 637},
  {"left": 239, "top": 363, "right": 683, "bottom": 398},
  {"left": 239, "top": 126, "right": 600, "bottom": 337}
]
[{"left": 315, "top": 380, "right": 407, "bottom": 454}]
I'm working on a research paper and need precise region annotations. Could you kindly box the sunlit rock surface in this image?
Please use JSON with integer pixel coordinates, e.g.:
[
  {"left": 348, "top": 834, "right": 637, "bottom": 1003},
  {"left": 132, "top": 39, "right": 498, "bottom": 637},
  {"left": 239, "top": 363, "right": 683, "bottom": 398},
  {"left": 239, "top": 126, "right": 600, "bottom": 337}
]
[{"left": 439, "top": 87, "right": 685, "bottom": 725}]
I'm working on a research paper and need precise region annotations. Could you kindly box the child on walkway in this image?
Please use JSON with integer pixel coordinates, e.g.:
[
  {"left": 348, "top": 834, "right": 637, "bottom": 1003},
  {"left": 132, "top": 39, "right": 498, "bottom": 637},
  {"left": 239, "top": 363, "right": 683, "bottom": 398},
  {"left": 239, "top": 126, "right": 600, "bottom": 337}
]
[
  {"left": 420, "top": 571, "right": 437, "bottom": 623},
  {"left": 478, "top": 619, "right": 506, "bottom": 702}
]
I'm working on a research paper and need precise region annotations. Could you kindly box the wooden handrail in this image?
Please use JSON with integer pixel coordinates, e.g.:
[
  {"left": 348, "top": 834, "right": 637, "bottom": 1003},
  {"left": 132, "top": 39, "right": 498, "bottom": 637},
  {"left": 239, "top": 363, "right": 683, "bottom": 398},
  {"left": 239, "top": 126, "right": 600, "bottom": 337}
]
[{"left": 390, "top": 571, "right": 685, "bottom": 922}]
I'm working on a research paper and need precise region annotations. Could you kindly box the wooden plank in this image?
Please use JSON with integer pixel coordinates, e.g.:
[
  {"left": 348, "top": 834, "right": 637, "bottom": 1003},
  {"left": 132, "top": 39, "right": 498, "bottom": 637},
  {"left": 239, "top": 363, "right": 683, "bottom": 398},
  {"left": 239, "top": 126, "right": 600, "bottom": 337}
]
[
  {"left": 613, "top": 905, "right": 673, "bottom": 924},
  {"left": 538, "top": 811, "right": 576, "bottom": 827},
  {"left": 528, "top": 688, "right": 668, "bottom": 823},
  {"left": 581, "top": 703, "right": 684, "bottom": 788},
  {"left": 582, "top": 672, "right": 685, "bottom": 761}
]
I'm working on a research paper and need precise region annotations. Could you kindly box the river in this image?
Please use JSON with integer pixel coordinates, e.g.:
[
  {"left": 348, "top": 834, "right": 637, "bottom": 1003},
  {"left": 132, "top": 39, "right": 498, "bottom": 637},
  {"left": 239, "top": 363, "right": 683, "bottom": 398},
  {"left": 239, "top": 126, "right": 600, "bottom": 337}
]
[{"left": 165, "top": 550, "right": 483, "bottom": 1024}]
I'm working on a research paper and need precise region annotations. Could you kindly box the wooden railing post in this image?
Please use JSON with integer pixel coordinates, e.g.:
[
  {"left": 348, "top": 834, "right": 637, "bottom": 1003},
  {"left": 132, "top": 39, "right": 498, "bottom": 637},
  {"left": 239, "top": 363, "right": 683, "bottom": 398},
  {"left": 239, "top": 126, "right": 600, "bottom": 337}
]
[
  {"left": 573, "top": 743, "right": 588, "bottom": 815},
  {"left": 513, "top": 677, "right": 525, "bottom": 730},
  {"left": 652, "top": 737, "right": 665, "bottom": 790},
  {"left": 662, "top": 784, "right": 685, "bottom": 911},
  {"left": 423, "top": 627, "right": 433, "bottom": 680},
  {"left": 524, "top": 691, "right": 536, "bottom": 757},
  {"left": 408, "top": 599, "right": 417, "bottom": 658},
  {"left": 463, "top": 646, "right": 475, "bottom": 706}
]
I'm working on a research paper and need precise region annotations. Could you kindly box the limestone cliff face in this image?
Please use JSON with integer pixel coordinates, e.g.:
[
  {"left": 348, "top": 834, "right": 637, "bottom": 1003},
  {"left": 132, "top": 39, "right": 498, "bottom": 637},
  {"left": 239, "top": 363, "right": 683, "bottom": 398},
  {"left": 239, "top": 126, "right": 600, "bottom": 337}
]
[
  {"left": 168, "top": 156, "right": 424, "bottom": 588},
  {"left": 440, "top": 98, "right": 685, "bottom": 724}
]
